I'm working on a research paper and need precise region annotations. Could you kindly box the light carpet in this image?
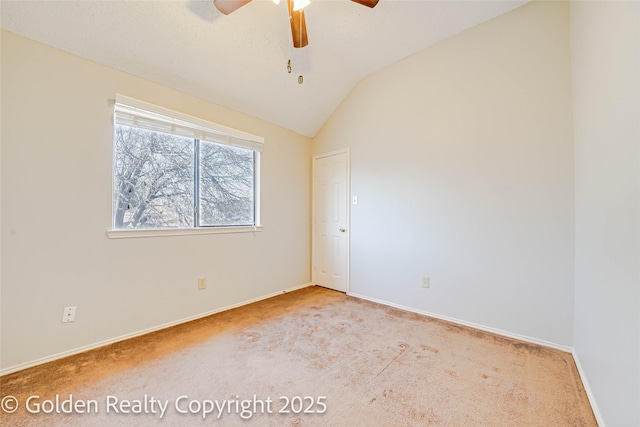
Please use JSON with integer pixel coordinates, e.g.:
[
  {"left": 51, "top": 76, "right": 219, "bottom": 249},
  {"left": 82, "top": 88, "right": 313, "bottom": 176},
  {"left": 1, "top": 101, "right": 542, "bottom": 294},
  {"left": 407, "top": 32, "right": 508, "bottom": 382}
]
[{"left": 0, "top": 286, "right": 596, "bottom": 426}]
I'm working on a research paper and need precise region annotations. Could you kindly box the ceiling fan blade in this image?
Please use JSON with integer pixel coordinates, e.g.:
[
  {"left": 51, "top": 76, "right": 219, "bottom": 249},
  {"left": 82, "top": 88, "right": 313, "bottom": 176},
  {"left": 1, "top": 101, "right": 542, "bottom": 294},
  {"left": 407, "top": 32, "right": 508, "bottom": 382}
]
[
  {"left": 287, "top": 0, "right": 308, "bottom": 48},
  {"left": 214, "top": 0, "right": 251, "bottom": 15},
  {"left": 350, "top": 0, "right": 379, "bottom": 8}
]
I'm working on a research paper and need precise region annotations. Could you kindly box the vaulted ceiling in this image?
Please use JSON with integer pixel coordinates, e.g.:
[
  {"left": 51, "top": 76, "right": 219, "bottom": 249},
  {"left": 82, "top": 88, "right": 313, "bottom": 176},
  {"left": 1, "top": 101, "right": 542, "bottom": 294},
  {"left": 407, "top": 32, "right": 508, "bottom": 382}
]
[{"left": 1, "top": 0, "right": 527, "bottom": 137}]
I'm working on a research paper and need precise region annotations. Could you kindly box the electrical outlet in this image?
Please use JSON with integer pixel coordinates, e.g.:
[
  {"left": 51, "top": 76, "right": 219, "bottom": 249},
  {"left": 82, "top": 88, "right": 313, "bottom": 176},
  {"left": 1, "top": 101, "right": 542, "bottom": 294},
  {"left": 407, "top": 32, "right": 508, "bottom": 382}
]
[
  {"left": 62, "top": 306, "right": 76, "bottom": 323},
  {"left": 422, "top": 277, "right": 430, "bottom": 288},
  {"left": 198, "top": 277, "right": 206, "bottom": 290}
]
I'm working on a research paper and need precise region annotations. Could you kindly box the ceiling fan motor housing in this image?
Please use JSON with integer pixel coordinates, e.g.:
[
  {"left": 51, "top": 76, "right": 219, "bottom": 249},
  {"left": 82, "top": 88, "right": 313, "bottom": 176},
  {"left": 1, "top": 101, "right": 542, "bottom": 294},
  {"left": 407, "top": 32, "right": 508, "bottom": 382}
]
[{"left": 214, "top": 0, "right": 379, "bottom": 48}]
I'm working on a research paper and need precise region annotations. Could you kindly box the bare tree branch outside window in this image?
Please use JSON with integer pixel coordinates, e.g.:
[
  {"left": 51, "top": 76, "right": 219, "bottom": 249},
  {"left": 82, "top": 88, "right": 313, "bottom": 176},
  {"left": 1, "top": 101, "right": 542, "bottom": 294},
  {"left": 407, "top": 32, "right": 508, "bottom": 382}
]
[
  {"left": 199, "top": 141, "right": 254, "bottom": 226},
  {"left": 113, "top": 124, "right": 255, "bottom": 229}
]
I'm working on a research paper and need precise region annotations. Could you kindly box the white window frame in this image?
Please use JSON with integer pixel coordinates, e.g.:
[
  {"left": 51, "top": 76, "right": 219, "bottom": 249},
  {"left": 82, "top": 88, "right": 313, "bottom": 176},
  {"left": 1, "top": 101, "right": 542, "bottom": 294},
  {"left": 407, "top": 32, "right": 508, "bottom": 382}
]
[{"left": 107, "top": 95, "right": 263, "bottom": 239}]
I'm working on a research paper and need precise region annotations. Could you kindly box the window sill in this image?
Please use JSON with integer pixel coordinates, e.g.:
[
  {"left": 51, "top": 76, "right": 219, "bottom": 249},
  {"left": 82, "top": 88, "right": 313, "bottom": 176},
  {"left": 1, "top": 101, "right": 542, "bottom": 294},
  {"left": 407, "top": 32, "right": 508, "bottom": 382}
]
[{"left": 106, "top": 226, "right": 263, "bottom": 239}]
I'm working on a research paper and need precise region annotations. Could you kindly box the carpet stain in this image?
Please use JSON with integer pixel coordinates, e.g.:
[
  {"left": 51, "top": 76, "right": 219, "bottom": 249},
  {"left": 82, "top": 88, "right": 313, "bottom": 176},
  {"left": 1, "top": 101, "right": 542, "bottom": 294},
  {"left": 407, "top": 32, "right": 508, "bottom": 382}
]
[
  {"left": 420, "top": 344, "right": 439, "bottom": 354},
  {"left": 240, "top": 331, "right": 262, "bottom": 343},
  {"left": 349, "top": 312, "right": 365, "bottom": 323},
  {"left": 374, "top": 345, "right": 409, "bottom": 378}
]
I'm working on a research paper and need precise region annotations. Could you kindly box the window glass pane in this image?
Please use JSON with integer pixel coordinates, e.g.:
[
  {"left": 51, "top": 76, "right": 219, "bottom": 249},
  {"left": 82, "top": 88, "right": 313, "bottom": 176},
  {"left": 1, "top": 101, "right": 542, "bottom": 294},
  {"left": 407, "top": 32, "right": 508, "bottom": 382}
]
[
  {"left": 198, "top": 141, "right": 254, "bottom": 226},
  {"left": 113, "top": 124, "right": 195, "bottom": 229}
]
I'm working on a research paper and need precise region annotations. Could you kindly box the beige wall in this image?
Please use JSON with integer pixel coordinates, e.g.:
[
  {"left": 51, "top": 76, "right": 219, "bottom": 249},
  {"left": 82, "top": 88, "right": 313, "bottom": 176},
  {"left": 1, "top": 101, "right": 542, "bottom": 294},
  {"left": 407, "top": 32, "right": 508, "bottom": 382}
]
[
  {"left": 571, "top": 1, "right": 640, "bottom": 425},
  {"left": 0, "top": 31, "right": 312, "bottom": 372},
  {"left": 313, "top": 1, "right": 575, "bottom": 347}
]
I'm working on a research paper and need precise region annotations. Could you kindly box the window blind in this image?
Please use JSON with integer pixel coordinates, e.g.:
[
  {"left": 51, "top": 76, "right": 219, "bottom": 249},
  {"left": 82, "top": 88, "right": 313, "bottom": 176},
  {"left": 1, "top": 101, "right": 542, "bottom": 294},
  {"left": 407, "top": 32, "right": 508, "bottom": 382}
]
[{"left": 114, "top": 94, "right": 264, "bottom": 152}]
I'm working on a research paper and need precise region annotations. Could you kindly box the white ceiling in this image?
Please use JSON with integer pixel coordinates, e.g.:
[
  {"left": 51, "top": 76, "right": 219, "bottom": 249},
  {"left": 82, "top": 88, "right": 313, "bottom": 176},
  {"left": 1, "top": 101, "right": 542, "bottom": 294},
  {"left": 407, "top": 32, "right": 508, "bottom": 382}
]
[{"left": 1, "top": 0, "right": 527, "bottom": 137}]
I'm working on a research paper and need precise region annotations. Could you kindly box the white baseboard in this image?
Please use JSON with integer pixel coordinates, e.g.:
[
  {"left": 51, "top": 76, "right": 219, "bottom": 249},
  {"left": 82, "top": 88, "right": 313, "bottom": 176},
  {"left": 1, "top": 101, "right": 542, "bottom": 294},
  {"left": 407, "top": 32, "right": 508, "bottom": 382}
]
[
  {"left": 1, "top": 282, "right": 313, "bottom": 376},
  {"left": 347, "top": 292, "right": 573, "bottom": 353},
  {"left": 572, "top": 350, "right": 605, "bottom": 427}
]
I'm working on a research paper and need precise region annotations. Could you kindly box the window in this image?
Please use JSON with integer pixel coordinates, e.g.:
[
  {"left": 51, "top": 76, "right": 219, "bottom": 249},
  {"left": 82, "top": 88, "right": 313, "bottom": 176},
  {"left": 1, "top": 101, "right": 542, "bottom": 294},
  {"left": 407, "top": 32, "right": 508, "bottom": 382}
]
[{"left": 112, "top": 95, "right": 262, "bottom": 232}]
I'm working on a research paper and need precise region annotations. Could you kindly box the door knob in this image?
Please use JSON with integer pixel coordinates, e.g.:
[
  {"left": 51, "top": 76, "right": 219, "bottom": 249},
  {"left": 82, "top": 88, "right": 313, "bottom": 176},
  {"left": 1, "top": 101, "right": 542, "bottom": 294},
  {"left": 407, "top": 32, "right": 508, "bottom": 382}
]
[{"left": 339, "top": 228, "right": 346, "bottom": 233}]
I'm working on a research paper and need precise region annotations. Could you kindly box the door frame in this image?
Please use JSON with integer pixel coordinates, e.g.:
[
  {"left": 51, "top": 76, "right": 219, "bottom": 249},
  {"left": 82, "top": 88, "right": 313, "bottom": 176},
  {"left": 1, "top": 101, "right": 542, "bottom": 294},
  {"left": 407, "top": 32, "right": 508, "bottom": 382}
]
[{"left": 312, "top": 148, "right": 351, "bottom": 293}]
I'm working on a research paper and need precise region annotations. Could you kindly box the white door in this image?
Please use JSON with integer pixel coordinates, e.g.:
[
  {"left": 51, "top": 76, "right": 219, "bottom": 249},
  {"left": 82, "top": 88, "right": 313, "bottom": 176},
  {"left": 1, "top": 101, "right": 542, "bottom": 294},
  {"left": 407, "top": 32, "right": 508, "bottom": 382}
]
[{"left": 312, "top": 150, "right": 349, "bottom": 292}]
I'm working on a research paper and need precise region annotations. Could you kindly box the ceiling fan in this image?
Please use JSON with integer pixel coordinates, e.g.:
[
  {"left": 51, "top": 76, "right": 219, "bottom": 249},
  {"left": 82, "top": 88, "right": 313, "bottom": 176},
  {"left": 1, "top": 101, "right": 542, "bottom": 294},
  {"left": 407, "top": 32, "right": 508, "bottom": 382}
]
[{"left": 213, "top": 0, "right": 379, "bottom": 48}]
